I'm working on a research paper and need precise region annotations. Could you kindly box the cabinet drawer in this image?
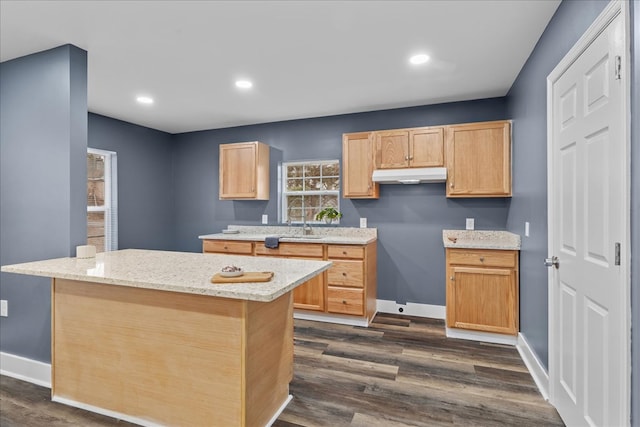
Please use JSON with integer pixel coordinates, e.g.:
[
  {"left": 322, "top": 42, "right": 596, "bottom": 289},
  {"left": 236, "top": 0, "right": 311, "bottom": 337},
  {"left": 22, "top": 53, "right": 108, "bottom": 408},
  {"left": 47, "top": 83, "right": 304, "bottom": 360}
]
[
  {"left": 447, "top": 249, "right": 517, "bottom": 268},
  {"left": 255, "top": 242, "right": 323, "bottom": 258},
  {"left": 203, "top": 240, "right": 253, "bottom": 255},
  {"left": 327, "top": 260, "right": 364, "bottom": 288},
  {"left": 327, "top": 245, "right": 364, "bottom": 259},
  {"left": 327, "top": 287, "right": 364, "bottom": 316}
]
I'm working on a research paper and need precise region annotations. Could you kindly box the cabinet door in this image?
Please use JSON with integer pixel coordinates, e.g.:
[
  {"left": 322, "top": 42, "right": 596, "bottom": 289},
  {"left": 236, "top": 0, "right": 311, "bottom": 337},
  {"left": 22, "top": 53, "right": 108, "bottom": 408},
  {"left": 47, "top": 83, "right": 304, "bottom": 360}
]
[
  {"left": 446, "top": 265, "right": 518, "bottom": 335},
  {"left": 375, "top": 130, "right": 409, "bottom": 169},
  {"left": 342, "top": 132, "right": 379, "bottom": 199},
  {"left": 409, "top": 127, "right": 444, "bottom": 167},
  {"left": 293, "top": 269, "right": 325, "bottom": 312},
  {"left": 445, "top": 121, "right": 511, "bottom": 197},
  {"left": 219, "top": 142, "right": 269, "bottom": 200}
]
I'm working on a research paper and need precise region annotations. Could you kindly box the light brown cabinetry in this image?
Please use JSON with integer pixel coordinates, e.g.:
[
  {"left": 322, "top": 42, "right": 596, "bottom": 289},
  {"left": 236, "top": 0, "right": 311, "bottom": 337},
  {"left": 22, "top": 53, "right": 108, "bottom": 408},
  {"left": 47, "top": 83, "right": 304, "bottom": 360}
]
[
  {"left": 203, "top": 239, "right": 377, "bottom": 323},
  {"left": 375, "top": 127, "right": 444, "bottom": 169},
  {"left": 445, "top": 120, "right": 511, "bottom": 197},
  {"left": 342, "top": 132, "right": 379, "bottom": 199},
  {"left": 219, "top": 141, "right": 270, "bottom": 200},
  {"left": 446, "top": 248, "right": 519, "bottom": 335},
  {"left": 255, "top": 243, "right": 325, "bottom": 312}
]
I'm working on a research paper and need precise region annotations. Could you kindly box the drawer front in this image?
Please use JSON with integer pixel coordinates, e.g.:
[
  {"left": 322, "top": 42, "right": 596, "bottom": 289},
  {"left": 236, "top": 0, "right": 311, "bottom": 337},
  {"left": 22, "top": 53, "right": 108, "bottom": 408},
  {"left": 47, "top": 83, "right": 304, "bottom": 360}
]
[
  {"left": 327, "top": 245, "right": 364, "bottom": 259},
  {"left": 447, "top": 249, "right": 517, "bottom": 268},
  {"left": 203, "top": 240, "right": 253, "bottom": 255},
  {"left": 327, "top": 260, "right": 364, "bottom": 288},
  {"left": 255, "top": 242, "right": 323, "bottom": 258},
  {"left": 327, "top": 287, "right": 364, "bottom": 316}
]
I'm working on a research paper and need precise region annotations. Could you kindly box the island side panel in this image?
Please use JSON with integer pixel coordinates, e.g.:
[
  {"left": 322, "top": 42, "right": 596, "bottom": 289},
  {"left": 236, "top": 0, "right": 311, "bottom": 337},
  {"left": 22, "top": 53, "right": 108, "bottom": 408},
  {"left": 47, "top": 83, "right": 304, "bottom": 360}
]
[
  {"left": 244, "top": 292, "right": 293, "bottom": 427},
  {"left": 52, "top": 278, "right": 245, "bottom": 426}
]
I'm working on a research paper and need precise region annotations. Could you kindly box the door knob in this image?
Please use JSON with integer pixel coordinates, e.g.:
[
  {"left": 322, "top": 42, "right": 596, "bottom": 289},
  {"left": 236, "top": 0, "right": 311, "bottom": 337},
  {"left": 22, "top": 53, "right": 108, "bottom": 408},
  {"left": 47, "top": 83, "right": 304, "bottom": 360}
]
[{"left": 544, "top": 256, "right": 559, "bottom": 269}]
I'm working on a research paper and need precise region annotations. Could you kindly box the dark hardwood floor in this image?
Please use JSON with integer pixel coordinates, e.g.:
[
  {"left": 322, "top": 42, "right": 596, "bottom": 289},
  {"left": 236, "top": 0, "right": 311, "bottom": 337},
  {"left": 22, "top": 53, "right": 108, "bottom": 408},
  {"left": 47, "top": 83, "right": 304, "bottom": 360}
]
[{"left": 0, "top": 313, "right": 563, "bottom": 426}]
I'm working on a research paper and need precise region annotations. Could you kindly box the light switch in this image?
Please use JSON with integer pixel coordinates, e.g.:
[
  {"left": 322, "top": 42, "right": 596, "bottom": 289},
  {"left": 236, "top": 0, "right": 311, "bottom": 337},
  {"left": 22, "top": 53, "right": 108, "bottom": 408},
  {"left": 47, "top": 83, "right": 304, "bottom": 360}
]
[
  {"left": 525, "top": 221, "right": 530, "bottom": 237},
  {"left": 262, "top": 214, "right": 268, "bottom": 225},
  {"left": 360, "top": 218, "right": 367, "bottom": 228},
  {"left": 466, "top": 218, "right": 474, "bottom": 230}
]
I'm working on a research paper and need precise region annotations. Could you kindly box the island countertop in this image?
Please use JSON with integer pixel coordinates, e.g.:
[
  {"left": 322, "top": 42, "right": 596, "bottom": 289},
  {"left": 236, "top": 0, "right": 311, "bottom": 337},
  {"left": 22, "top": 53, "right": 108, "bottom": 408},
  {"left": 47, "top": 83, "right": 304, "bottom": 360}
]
[{"left": 1, "top": 248, "right": 331, "bottom": 302}]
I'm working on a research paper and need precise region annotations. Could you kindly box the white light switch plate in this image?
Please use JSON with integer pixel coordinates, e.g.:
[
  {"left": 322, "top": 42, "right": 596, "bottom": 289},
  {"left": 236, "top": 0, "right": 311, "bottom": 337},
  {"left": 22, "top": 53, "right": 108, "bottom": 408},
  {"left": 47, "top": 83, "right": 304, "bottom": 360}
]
[
  {"left": 525, "top": 221, "right": 530, "bottom": 237},
  {"left": 466, "top": 218, "right": 474, "bottom": 230},
  {"left": 360, "top": 218, "right": 367, "bottom": 228},
  {"left": 261, "top": 214, "right": 268, "bottom": 224},
  {"left": 0, "top": 300, "right": 7, "bottom": 317}
]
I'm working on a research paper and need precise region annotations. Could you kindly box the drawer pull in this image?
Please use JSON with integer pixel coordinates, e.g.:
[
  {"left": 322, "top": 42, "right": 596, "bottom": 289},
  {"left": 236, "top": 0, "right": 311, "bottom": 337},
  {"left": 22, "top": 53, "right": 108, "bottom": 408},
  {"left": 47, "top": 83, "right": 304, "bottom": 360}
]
[
  {"left": 224, "top": 246, "right": 228, "bottom": 250},
  {"left": 342, "top": 251, "right": 347, "bottom": 255},
  {"left": 479, "top": 257, "right": 485, "bottom": 262},
  {"left": 342, "top": 272, "right": 347, "bottom": 276},
  {"left": 342, "top": 300, "right": 347, "bottom": 304}
]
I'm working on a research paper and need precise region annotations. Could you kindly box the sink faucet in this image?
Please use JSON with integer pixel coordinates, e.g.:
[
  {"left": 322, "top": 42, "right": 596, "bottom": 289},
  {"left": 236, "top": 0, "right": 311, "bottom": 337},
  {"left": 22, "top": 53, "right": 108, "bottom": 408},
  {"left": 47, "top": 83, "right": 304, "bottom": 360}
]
[{"left": 302, "top": 213, "right": 312, "bottom": 235}]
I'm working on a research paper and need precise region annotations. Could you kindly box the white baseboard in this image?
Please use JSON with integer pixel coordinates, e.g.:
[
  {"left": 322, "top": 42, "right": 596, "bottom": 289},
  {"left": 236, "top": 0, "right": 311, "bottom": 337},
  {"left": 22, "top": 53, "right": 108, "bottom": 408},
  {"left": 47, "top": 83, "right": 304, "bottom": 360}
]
[
  {"left": 376, "top": 300, "right": 446, "bottom": 319},
  {"left": 445, "top": 327, "right": 518, "bottom": 346},
  {"left": 53, "top": 396, "right": 163, "bottom": 427},
  {"left": 267, "top": 394, "right": 293, "bottom": 426},
  {"left": 294, "top": 311, "right": 370, "bottom": 327},
  {"left": 0, "top": 351, "right": 51, "bottom": 388},
  {"left": 516, "top": 332, "right": 550, "bottom": 401}
]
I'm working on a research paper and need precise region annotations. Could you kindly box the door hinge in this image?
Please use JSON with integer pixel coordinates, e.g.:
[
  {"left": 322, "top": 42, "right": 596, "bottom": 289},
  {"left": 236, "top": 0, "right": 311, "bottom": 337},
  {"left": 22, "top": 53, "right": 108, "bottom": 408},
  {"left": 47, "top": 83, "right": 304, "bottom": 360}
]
[
  {"left": 614, "top": 56, "right": 622, "bottom": 80},
  {"left": 615, "top": 242, "right": 621, "bottom": 266}
]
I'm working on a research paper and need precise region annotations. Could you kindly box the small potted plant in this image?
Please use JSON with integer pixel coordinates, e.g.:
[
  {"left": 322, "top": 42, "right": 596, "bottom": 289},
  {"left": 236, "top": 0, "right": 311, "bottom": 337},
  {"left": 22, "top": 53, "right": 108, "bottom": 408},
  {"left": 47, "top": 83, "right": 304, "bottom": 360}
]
[{"left": 315, "top": 207, "right": 342, "bottom": 224}]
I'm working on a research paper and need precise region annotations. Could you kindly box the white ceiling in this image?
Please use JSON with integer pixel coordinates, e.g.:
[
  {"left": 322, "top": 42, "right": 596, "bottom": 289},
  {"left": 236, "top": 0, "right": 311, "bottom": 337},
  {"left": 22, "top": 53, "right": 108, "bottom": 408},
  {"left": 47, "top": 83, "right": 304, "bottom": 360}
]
[{"left": 0, "top": 0, "right": 560, "bottom": 134}]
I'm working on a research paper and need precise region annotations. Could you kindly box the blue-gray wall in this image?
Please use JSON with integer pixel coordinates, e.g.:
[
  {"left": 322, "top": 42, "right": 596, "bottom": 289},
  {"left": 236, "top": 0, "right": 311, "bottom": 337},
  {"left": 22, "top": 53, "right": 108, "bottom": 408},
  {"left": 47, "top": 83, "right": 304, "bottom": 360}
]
[
  {"left": 0, "top": 45, "right": 87, "bottom": 362},
  {"left": 172, "top": 98, "right": 509, "bottom": 305},
  {"left": 88, "top": 113, "right": 175, "bottom": 251},
  {"left": 631, "top": 1, "right": 639, "bottom": 423},
  {"left": 506, "top": 0, "right": 638, "bottom": 422}
]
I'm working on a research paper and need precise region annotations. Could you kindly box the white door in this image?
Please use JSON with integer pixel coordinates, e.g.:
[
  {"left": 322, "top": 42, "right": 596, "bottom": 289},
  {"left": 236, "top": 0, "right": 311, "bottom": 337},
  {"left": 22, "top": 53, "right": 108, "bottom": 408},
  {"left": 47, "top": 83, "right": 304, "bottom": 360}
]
[{"left": 548, "top": 4, "right": 629, "bottom": 427}]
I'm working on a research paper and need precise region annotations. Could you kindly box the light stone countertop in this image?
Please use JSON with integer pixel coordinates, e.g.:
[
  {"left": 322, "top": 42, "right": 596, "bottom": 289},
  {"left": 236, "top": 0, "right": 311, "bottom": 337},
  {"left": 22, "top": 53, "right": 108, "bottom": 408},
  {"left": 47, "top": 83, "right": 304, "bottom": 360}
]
[
  {"left": 0, "top": 249, "right": 331, "bottom": 302},
  {"left": 199, "top": 225, "right": 377, "bottom": 245},
  {"left": 442, "top": 230, "right": 521, "bottom": 250}
]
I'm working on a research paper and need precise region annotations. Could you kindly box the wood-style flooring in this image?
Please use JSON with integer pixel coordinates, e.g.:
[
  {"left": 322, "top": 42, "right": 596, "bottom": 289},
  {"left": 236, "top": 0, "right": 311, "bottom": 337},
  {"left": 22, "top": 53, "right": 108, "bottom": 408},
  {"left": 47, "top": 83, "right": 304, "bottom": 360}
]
[{"left": 0, "top": 313, "right": 563, "bottom": 426}]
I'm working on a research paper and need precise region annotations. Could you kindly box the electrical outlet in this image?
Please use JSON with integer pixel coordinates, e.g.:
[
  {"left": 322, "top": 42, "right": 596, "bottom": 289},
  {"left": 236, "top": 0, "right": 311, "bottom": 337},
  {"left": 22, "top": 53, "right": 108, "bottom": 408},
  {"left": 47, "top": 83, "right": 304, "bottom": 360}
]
[
  {"left": 0, "top": 300, "right": 7, "bottom": 317},
  {"left": 261, "top": 214, "right": 268, "bottom": 225},
  {"left": 360, "top": 218, "right": 367, "bottom": 228},
  {"left": 525, "top": 221, "right": 530, "bottom": 237},
  {"left": 466, "top": 218, "right": 474, "bottom": 230}
]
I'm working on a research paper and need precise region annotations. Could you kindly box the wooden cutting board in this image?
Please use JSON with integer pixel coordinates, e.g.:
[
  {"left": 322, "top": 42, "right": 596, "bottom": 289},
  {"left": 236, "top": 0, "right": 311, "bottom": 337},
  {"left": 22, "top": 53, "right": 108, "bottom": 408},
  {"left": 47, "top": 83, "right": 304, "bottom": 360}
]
[{"left": 210, "top": 271, "right": 274, "bottom": 284}]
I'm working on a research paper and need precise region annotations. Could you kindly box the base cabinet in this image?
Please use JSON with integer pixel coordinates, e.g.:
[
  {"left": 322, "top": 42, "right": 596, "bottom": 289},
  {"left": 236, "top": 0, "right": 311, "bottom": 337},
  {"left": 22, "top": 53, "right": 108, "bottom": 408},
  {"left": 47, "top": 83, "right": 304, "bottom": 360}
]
[
  {"left": 204, "top": 239, "right": 377, "bottom": 323},
  {"left": 446, "top": 248, "right": 519, "bottom": 335}
]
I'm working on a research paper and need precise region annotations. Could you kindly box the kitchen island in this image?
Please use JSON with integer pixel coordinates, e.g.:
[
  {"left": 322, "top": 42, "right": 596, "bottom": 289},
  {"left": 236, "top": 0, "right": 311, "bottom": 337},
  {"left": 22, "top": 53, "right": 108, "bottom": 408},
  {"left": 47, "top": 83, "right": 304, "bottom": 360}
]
[{"left": 1, "top": 249, "right": 331, "bottom": 427}]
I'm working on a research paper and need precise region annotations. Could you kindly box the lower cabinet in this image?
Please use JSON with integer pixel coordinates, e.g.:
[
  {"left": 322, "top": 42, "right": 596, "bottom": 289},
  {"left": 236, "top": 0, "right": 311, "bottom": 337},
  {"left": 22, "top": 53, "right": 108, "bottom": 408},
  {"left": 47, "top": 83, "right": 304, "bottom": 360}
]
[
  {"left": 445, "top": 248, "right": 519, "bottom": 335},
  {"left": 203, "top": 239, "right": 377, "bottom": 323}
]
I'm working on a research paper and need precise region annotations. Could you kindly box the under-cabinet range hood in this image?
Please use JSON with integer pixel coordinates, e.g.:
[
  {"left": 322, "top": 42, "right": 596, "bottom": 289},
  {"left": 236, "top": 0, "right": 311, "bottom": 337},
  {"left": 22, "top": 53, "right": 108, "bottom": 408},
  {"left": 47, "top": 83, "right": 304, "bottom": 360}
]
[{"left": 372, "top": 167, "right": 447, "bottom": 184}]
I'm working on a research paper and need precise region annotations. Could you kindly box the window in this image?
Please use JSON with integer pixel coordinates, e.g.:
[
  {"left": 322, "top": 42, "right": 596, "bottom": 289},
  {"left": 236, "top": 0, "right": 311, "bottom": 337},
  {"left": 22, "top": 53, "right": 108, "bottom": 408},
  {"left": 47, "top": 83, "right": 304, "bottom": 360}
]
[
  {"left": 280, "top": 160, "right": 340, "bottom": 224},
  {"left": 87, "top": 148, "right": 118, "bottom": 252}
]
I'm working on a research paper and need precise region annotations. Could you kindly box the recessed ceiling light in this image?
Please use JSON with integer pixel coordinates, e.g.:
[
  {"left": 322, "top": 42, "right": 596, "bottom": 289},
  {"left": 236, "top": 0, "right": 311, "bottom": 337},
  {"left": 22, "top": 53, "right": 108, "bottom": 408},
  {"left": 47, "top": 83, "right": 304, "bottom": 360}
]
[
  {"left": 235, "top": 80, "right": 253, "bottom": 89},
  {"left": 409, "top": 54, "right": 430, "bottom": 65},
  {"left": 136, "top": 96, "right": 154, "bottom": 104}
]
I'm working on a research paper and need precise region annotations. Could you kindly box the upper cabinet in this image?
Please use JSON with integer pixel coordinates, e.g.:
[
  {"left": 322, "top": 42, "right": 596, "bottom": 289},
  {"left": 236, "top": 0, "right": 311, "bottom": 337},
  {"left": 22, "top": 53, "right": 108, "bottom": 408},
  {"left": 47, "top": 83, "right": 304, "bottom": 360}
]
[
  {"left": 375, "top": 127, "right": 444, "bottom": 169},
  {"left": 445, "top": 120, "right": 511, "bottom": 198},
  {"left": 342, "top": 132, "right": 379, "bottom": 199},
  {"left": 219, "top": 141, "right": 270, "bottom": 200}
]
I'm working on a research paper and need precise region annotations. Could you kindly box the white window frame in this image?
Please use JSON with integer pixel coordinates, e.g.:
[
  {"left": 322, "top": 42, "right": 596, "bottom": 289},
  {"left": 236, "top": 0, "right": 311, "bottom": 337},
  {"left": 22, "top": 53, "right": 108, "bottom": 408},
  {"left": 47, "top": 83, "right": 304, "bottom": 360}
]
[
  {"left": 87, "top": 148, "right": 118, "bottom": 251},
  {"left": 279, "top": 159, "right": 340, "bottom": 225}
]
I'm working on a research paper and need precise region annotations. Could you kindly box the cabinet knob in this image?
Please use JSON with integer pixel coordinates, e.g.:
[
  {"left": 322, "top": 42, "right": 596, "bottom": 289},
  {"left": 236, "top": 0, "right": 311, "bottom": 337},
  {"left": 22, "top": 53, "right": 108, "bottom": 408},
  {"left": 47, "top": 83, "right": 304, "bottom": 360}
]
[
  {"left": 405, "top": 156, "right": 409, "bottom": 160},
  {"left": 450, "top": 276, "right": 455, "bottom": 281},
  {"left": 342, "top": 300, "right": 347, "bottom": 304},
  {"left": 342, "top": 272, "right": 347, "bottom": 276},
  {"left": 224, "top": 246, "right": 228, "bottom": 250},
  {"left": 479, "top": 257, "right": 485, "bottom": 262},
  {"left": 450, "top": 182, "right": 454, "bottom": 188},
  {"left": 409, "top": 156, "right": 414, "bottom": 160}
]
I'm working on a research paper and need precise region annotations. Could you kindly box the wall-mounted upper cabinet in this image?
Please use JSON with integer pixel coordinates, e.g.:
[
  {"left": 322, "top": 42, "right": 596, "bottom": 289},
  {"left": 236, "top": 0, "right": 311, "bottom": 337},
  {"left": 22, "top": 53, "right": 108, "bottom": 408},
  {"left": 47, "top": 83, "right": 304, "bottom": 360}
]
[
  {"left": 342, "top": 132, "right": 379, "bottom": 199},
  {"left": 445, "top": 120, "right": 511, "bottom": 198},
  {"left": 375, "top": 127, "right": 444, "bottom": 169},
  {"left": 219, "top": 141, "right": 270, "bottom": 200}
]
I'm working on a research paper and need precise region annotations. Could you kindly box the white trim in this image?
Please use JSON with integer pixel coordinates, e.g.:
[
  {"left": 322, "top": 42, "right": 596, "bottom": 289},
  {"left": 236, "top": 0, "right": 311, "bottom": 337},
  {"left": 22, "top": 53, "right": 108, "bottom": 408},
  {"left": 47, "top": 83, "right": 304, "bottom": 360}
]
[
  {"left": 52, "top": 396, "right": 164, "bottom": 427},
  {"left": 294, "top": 310, "right": 370, "bottom": 327},
  {"left": 546, "top": 1, "right": 630, "bottom": 423},
  {"left": 445, "top": 327, "right": 517, "bottom": 346},
  {"left": 516, "top": 332, "right": 550, "bottom": 401},
  {"left": 0, "top": 351, "right": 51, "bottom": 388},
  {"left": 266, "top": 394, "right": 293, "bottom": 427},
  {"left": 376, "top": 299, "right": 445, "bottom": 319}
]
